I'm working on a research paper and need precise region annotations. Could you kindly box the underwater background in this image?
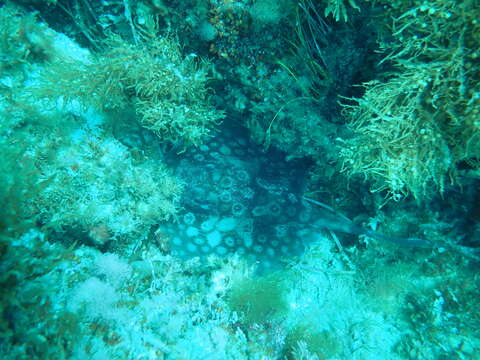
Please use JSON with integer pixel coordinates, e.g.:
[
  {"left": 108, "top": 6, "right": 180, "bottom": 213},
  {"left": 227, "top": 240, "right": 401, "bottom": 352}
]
[{"left": 0, "top": 0, "right": 479, "bottom": 359}]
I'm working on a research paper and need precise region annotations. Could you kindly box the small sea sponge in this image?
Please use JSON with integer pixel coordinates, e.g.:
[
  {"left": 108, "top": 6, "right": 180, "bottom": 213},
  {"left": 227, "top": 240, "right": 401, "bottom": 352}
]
[
  {"left": 69, "top": 277, "right": 119, "bottom": 321},
  {"left": 95, "top": 253, "right": 132, "bottom": 287}
]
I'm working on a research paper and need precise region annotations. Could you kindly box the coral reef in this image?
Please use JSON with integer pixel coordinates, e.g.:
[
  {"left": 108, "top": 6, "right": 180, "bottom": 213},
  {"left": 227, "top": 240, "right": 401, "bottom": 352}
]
[
  {"left": 1, "top": 1, "right": 479, "bottom": 359},
  {"left": 35, "top": 124, "right": 183, "bottom": 245}
]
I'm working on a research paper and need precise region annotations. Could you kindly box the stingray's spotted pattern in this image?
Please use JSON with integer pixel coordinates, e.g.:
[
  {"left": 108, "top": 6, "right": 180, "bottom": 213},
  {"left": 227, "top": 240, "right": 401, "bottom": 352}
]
[{"left": 160, "top": 125, "right": 317, "bottom": 269}]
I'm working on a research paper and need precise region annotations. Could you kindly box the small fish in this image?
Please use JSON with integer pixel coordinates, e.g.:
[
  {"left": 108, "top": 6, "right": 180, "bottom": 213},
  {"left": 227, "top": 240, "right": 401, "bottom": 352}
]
[{"left": 303, "top": 197, "right": 429, "bottom": 247}]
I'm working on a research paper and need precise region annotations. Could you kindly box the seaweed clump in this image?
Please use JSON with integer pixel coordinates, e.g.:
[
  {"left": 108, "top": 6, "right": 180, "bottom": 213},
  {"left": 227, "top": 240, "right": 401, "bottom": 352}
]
[
  {"left": 38, "top": 34, "right": 224, "bottom": 148},
  {"left": 339, "top": 0, "right": 480, "bottom": 201}
]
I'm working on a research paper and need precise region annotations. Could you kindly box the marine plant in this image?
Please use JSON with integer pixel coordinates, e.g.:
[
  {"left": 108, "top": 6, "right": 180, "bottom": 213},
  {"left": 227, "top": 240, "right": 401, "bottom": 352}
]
[
  {"left": 38, "top": 33, "right": 224, "bottom": 148},
  {"left": 226, "top": 272, "right": 287, "bottom": 325},
  {"left": 339, "top": 0, "right": 480, "bottom": 201},
  {"left": 323, "top": 0, "right": 360, "bottom": 22},
  {"left": 0, "top": 3, "right": 55, "bottom": 70}
]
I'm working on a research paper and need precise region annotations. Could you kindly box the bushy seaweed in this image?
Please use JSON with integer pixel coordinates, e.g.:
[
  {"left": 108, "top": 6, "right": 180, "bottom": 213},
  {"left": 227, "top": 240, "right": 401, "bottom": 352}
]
[
  {"left": 0, "top": 3, "right": 55, "bottom": 70},
  {"left": 38, "top": 34, "right": 224, "bottom": 147},
  {"left": 339, "top": 0, "right": 480, "bottom": 201}
]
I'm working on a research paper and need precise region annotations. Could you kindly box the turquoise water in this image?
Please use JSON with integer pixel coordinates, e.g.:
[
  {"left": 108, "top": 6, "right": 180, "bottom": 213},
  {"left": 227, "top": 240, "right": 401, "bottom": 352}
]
[{"left": 1, "top": 1, "right": 479, "bottom": 359}]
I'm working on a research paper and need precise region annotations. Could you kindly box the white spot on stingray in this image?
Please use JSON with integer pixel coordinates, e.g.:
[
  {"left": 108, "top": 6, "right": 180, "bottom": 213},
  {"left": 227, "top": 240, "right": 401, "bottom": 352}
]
[
  {"left": 207, "top": 230, "right": 222, "bottom": 248},
  {"left": 216, "top": 246, "right": 228, "bottom": 255},
  {"left": 243, "top": 233, "right": 253, "bottom": 248},
  {"left": 216, "top": 217, "right": 237, "bottom": 232},
  {"left": 186, "top": 226, "right": 199, "bottom": 237},
  {"left": 186, "top": 243, "right": 198, "bottom": 253},
  {"left": 201, "top": 217, "right": 218, "bottom": 232}
]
